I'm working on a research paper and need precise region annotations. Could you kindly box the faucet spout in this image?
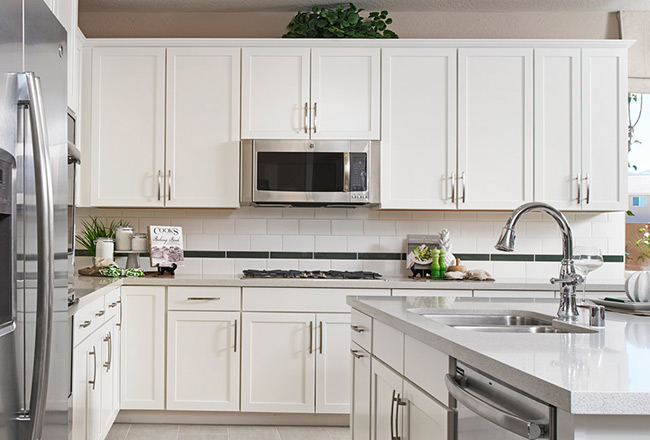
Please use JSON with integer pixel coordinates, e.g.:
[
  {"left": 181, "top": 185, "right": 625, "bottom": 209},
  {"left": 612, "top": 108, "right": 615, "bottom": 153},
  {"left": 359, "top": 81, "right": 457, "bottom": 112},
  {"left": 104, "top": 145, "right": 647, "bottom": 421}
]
[{"left": 495, "top": 202, "right": 581, "bottom": 321}]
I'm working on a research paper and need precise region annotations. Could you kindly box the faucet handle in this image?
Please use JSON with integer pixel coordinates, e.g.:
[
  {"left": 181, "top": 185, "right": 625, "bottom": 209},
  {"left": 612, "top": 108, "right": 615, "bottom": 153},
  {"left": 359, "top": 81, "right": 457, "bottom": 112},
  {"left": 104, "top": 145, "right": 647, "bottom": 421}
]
[{"left": 550, "top": 274, "right": 584, "bottom": 285}]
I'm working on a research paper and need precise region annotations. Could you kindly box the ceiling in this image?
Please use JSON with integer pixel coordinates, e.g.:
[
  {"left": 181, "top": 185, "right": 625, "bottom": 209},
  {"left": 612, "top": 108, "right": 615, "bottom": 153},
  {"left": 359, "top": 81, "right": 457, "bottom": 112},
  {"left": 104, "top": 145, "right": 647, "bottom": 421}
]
[{"left": 78, "top": 0, "right": 650, "bottom": 13}]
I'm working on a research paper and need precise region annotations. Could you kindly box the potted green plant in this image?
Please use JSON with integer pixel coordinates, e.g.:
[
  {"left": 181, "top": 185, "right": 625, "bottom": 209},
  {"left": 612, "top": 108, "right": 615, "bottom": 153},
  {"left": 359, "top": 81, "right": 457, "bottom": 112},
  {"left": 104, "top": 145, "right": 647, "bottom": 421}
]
[
  {"left": 76, "top": 217, "right": 131, "bottom": 256},
  {"left": 283, "top": 3, "right": 398, "bottom": 39}
]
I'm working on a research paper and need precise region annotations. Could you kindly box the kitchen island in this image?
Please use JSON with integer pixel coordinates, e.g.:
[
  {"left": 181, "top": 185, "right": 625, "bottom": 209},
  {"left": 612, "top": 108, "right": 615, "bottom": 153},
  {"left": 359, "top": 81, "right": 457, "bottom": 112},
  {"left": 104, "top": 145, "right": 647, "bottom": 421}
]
[{"left": 347, "top": 295, "right": 650, "bottom": 439}]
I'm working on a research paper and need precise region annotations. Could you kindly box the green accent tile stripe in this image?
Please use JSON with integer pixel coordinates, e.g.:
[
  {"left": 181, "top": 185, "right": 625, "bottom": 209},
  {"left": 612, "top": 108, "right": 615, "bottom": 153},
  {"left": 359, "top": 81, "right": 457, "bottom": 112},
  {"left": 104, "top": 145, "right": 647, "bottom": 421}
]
[
  {"left": 270, "top": 252, "right": 313, "bottom": 259},
  {"left": 314, "top": 252, "right": 357, "bottom": 260},
  {"left": 358, "top": 252, "right": 402, "bottom": 260},
  {"left": 535, "top": 254, "right": 563, "bottom": 262},
  {"left": 226, "top": 251, "right": 269, "bottom": 259},
  {"left": 454, "top": 253, "right": 490, "bottom": 261},
  {"left": 185, "top": 251, "right": 224, "bottom": 258},
  {"left": 491, "top": 254, "right": 534, "bottom": 262},
  {"left": 604, "top": 255, "right": 625, "bottom": 263}
]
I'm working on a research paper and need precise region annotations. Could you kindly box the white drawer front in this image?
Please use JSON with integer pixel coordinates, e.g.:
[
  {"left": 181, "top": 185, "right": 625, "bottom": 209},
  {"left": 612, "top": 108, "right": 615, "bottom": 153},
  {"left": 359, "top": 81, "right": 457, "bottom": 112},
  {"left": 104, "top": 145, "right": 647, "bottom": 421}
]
[
  {"left": 168, "top": 287, "right": 241, "bottom": 311},
  {"left": 404, "top": 335, "right": 450, "bottom": 405},
  {"left": 104, "top": 287, "right": 121, "bottom": 320},
  {"left": 74, "top": 296, "right": 105, "bottom": 345},
  {"left": 351, "top": 309, "right": 373, "bottom": 352},
  {"left": 243, "top": 288, "right": 390, "bottom": 313},
  {"left": 373, "top": 319, "right": 404, "bottom": 374}
]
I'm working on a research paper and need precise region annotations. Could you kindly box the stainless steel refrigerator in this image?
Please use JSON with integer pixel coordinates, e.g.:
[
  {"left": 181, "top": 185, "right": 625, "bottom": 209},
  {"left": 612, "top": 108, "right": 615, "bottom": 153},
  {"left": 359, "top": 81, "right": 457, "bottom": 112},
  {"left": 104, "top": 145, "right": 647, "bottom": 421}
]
[{"left": 0, "top": 0, "right": 70, "bottom": 439}]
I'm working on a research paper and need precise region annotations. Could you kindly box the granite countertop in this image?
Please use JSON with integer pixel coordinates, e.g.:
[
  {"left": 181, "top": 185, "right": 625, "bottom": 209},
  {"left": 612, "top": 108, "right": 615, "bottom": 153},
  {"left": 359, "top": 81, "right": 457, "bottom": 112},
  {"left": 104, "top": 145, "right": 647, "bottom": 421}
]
[{"left": 347, "top": 295, "right": 650, "bottom": 415}]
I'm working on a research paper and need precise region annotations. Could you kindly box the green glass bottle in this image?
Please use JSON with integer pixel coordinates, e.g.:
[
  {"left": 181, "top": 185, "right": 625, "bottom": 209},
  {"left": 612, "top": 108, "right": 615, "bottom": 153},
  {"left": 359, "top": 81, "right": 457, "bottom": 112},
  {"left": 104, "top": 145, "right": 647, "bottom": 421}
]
[
  {"left": 431, "top": 249, "right": 441, "bottom": 279},
  {"left": 439, "top": 249, "right": 447, "bottom": 278}
]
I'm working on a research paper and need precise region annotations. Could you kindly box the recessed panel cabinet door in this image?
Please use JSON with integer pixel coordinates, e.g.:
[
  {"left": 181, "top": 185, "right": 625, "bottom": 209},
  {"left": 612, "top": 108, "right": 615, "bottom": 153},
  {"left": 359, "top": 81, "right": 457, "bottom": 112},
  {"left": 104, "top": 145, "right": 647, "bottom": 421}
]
[
  {"left": 315, "top": 313, "right": 351, "bottom": 414},
  {"left": 120, "top": 286, "right": 165, "bottom": 410},
  {"left": 167, "top": 311, "right": 240, "bottom": 411},
  {"left": 166, "top": 48, "right": 241, "bottom": 208},
  {"left": 371, "top": 359, "right": 403, "bottom": 440},
  {"left": 581, "top": 48, "right": 628, "bottom": 211},
  {"left": 402, "top": 381, "right": 451, "bottom": 440},
  {"left": 381, "top": 48, "right": 457, "bottom": 209},
  {"left": 311, "top": 48, "right": 380, "bottom": 140},
  {"left": 457, "top": 48, "right": 534, "bottom": 210},
  {"left": 87, "top": 331, "right": 103, "bottom": 440},
  {"left": 70, "top": 343, "right": 88, "bottom": 440},
  {"left": 351, "top": 345, "right": 371, "bottom": 440},
  {"left": 534, "top": 49, "right": 581, "bottom": 210},
  {"left": 90, "top": 47, "right": 166, "bottom": 207},
  {"left": 241, "top": 47, "right": 310, "bottom": 139},
  {"left": 241, "top": 312, "right": 315, "bottom": 413},
  {"left": 100, "top": 317, "right": 117, "bottom": 436}
]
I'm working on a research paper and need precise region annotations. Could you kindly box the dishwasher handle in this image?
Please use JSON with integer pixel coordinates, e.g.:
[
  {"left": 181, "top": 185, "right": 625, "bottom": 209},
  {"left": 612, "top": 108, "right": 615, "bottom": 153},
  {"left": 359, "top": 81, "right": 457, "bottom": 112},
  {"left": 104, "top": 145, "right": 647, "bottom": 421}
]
[{"left": 445, "top": 374, "right": 547, "bottom": 440}]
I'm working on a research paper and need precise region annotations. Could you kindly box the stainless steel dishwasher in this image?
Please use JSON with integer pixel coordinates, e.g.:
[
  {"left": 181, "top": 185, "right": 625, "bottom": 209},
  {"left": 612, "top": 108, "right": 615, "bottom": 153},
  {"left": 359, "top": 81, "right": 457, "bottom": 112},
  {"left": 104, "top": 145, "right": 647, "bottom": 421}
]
[{"left": 445, "top": 362, "right": 556, "bottom": 440}]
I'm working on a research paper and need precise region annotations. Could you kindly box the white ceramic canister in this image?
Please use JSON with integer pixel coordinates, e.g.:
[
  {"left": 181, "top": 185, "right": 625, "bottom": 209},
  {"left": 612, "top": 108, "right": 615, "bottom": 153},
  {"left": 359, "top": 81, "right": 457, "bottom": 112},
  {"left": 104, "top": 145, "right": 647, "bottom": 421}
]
[
  {"left": 131, "top": 233, "right": 149, "bottom": 252},
  {"left": 114, "top": 226, "right": 134, "bottom": 251},
  {"left": 625, "top": 271, "right": 650, "bottom": 302},
  {"left": 95, "top": 237, "right": 115, "bottom": 260}
]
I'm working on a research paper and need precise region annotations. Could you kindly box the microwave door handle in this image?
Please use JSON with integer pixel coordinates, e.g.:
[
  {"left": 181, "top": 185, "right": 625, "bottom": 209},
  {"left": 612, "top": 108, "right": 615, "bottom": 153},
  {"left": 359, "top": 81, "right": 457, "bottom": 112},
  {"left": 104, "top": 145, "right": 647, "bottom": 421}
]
[
  {"left": 344, "top": 153, "right": 350, "bottom": 192},
  {"left": 444, "top": 375, "right": 546, "bottom": 440},
  {"left": 17, "top": 72, "right": 55, "bottom": 440}
]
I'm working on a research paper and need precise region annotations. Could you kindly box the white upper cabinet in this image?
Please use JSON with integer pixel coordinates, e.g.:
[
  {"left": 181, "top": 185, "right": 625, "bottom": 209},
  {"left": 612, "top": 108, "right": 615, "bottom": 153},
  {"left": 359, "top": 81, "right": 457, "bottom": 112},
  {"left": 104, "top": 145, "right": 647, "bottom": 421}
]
[
  {"left": 457, "top": 48, "right": 534, "bottom": 210},
  {"left": 90, "top": 47, "right": 166, "bottom": 207},
  {"left": 241, "top": 48, "right": 311, "bottom": 139},
  {"left": 380, "top": 48, "right": 457, "bottom": 209},
  {"left": 534, "top": 49, "right": 582, "bottom": 210},
  {"left": 242, "top": 47, "right": 380, "bottom": 140},
  {"left": 166, "top": 48, "right": 241, "bottom": 207},
  {"left": 311, "top": 48, "right": 380, "bottom": 140},
  {"left": 581, "top": 48, "right": 628, "bottom": 211}
]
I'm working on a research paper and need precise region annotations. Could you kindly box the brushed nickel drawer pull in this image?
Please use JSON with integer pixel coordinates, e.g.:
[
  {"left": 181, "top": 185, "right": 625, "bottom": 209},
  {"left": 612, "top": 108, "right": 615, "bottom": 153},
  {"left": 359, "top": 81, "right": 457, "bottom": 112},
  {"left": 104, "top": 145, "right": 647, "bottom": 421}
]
[
  {"left": 95, "top": 310, "right": 105, "bottom": 317},
  {"left": 350, "top": 349, "right": 364, "bottom": 359},
  {"left": 79, "top": 320, "right": 91, "bottom": 328},
  {"left": 350, "top": 325, "right": 365, "bottom": 333},
  {"left": 186, "top": 297, "right": 221, "bottom": 301},
  {"left": 108, "top": 302, "right": 117, "bottom": 308}
]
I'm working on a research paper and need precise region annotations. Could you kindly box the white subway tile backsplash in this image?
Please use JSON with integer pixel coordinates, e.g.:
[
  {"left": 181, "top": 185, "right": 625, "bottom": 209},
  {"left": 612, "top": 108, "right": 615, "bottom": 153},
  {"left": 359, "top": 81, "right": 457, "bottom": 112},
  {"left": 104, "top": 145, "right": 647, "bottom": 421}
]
[
  {"left": 588, "top": 262, "right": 624, "bottom": 281},
  {"left": 235, "top": 219, "right": 267, "bottom": 235},
  {"left": 364, "top": 220, "right": 396, "bottom": 235},
  {"left": 186, "top": 234, "right": 218, "bottom": 251},
  {"left": 267, "top": 219, "right": 299, "bottom": 235},
  {"left": 182, "top": 258, "right": 203, "bottom": 275},
  {"left": 541, "top": 237, "right": 562, "bottom": 254},
  {"left": 378, "top": 211, "right": 412, "bottom": 220},
  {"left": 573, "top": 237, "right": 609, "bottom": 252},
  {"left": 524, "top": 221, "right": 559, "bottom": 238},
  {"left": 299, "top": 220, "right": 331, "bottom": 235},
  {"left": 185, "top": 209, "right": 220, "bottom": 218},
  {"left": 569, "top": 220, "right": 591, "bottom": 238},
  {"left": 251, "top": 235, "right": 283, "bottom": 251},
  {"left": 315, "top": 236, "right": 347, "bottom": 252},
  {"left": 203, "top": 219, "right": 235, "bottom": 234},
  {"left": 283, "top": 235, "right": 314, "bottom": 251},
  {"left": 445, "top": 211, "right": 477, "bottom": 221},
  {"left": 608, "top": 238, "right": 625, "bottom": 254},
  {"left": 234, "top": 259, "right": 266, "bottom": 274},
  {"left": 282, "top": 207, "right": 315, "bottom": 219},
  {"left": 138, "top": 217, "right": 170, "bottom": 231},
  {"left": 173, "top": 218, "right": 203, "bottom": 233},
  {"left": 451, "top": 237, "right": 477, "bottom": 253},
  {"left": 429, "top": 221, "right": 461, "bottom": 236},
  {"left": 348, "top": 236, "right": 380, "bottom": 252},
  {"left": 592, "top": 221, "right": 624, "bottom": 239},
  {"left": 266, "top": 259, "right": 300, "bottom": 270},
  {"left": 315, "top": 208, "right": 347, "bottom": 219},
  {"left": 411, "top": 211, "right": 445, "bottom": 221},
  {"left": 218, "top": 208, "right": 250, "bottom": 218},
  {"left": 332, "top": 220, "right": 363, "bottom": 236},
  {"left": 492, "top": 261, "right": 527, "bottom": 279},
  {"left": 346, "top": 207, "right": 379, "bottom": 220},
  {"left": 379, "top": 236, "right": 405, "bottom": 253},
  {"left": 396, "top": 221, "right": 428, "bottom": 235},
  {"left": 219, "top": 235, "right": 250, "bottom": 251},
  {"left": 202, "top": 258, "right": 235, "bottom": 275},
  {"left": 331, "top": 260, "right": 364, "bottom": 271},
  {"left": 250, "top": 207, "right": 283, "bottom": 219},
  {"left": 299, "top": 259, "right": 331, "bottom": 271},
  {"left": 461, "top": 221, "right": 495, "bottom": 238},
  {"left": 525, "top": 261, "right": 560, "bottom": 279}
]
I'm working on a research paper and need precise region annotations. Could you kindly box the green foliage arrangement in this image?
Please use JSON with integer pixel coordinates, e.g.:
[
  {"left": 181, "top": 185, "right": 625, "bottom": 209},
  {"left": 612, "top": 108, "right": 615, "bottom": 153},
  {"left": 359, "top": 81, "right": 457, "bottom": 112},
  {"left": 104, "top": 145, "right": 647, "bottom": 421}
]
[
  {"left": 76, "top": 217, "right": 131, "bottom": 255},
  {"left": 283, "top": 3, "right": 398, "bottom": 39}
]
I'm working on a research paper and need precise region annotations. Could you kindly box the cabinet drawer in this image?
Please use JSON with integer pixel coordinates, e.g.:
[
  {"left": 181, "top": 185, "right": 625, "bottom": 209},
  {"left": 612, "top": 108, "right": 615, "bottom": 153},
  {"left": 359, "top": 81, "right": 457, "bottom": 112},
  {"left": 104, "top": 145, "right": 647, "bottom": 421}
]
[
  {"left": 373, "top": 320, "right": 404, "bottom": 374},
  {"left": 392, "top": 289, "right": 472, "bottom": 297},
  {"left": 243, "top": 288, "right": 390, "bottom": 313},
  {"left": 168, "top": 287, "right": 241, "bottom": 311},
  {"left": 404, "top": 335, "right": 450, "bottom": 405},
  {"left": 104, "top": 287, "right": 121, "bottom": 320},
  {"left": 74, "top": 296, "right": 105, "bottom": 345},
  {"left": 351, "top": 309, "right": 372, "bottom": 352}
]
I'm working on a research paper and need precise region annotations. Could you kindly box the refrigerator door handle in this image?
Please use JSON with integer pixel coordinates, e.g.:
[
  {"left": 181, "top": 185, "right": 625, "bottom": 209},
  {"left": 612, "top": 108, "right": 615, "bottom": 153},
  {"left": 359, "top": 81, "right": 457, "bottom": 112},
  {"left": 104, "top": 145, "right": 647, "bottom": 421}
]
[{"left": 16, "top": 72, "right": 55, "bottom": 440}]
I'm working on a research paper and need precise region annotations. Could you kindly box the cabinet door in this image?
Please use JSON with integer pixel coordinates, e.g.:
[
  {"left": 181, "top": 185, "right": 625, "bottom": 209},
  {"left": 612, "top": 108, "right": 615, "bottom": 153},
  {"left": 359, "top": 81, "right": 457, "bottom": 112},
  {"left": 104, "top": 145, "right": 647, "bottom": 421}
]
[
  {"left": 121, "top": 286, "right": 165, "bottom": 409},
  {"left": 241, "top": 47, "right": 310, "bottom": 139},
  {"left": 111, "top": 317, "right": 121, "bottom": 422},
  {"left": 351, "top": 345, "right": 371, "bottom": 440},
  {"left": 241, "top": 312, "right": 315, "bottom": 413},
  {"left": 90, "top": 47, "right": 166, "bottom": 207},
  {"left": 534, "top": 49, "right": 582, "bottom": 210},
  {"left": 71, "top": 343, "right": 88, "bottom": 440},
  {"left": 380, "top": 48, "right": 457, "bottom": 209},
  {"left": 371, "top": 359, "right": 403, "bottom": 440},
  {"left": 311, "top": 48, "right": 380, "bottom": 140},
  {"left": 166, "top": 48, "right": 241, "bottom": 208},
  {"left": 403, "top": 381, "right": 451, "bottom": 440},
  {"left": 167, "top": 311, "right": 240, "bottom": 411},
  {"left": 315, "top": 313, "right": 351, "bottom": 414},
  {"left": 458, "top": 48, "right": 534, "bottom": 210},
  {"left": 100, "top": 317, "right": 117, "bottom": 436},
  {"left": 581, "top": 48, "right": 628, "bottom": 211},
  {"left": 87, "top": 331, "right": 103, "bottom": 440},
  {"left": 55, "top": 0, "right": 77, "bottom": 112}
]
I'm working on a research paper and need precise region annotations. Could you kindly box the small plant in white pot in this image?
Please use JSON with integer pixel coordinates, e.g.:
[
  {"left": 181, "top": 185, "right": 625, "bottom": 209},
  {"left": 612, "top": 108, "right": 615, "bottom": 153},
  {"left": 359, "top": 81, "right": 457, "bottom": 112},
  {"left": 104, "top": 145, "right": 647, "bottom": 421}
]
[{"left": 627, "top": 225, "right": 650, "bottom": 302}]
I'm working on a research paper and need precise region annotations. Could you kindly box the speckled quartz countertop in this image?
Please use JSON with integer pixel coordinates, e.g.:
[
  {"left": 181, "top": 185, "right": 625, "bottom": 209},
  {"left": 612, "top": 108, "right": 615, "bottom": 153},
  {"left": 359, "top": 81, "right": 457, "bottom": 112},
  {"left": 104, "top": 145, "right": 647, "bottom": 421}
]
[{"left": 347, "top": 295, "right": 650, "bottom": 415}]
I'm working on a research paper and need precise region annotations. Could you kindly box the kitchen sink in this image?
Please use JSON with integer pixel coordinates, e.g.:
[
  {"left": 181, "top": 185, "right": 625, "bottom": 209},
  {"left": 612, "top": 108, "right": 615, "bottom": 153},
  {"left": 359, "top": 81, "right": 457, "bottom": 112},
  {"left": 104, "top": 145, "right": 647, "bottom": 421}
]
[{"left": 407, "top": 309, "right": 596, "bottom": 334}]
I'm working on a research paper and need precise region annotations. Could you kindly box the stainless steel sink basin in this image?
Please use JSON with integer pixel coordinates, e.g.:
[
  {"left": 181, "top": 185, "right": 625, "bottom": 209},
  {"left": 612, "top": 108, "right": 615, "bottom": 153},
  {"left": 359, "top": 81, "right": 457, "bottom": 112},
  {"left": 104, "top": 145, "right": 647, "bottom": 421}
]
[{"left": 407, "top": 309, "right": 596, "bottom": 334}]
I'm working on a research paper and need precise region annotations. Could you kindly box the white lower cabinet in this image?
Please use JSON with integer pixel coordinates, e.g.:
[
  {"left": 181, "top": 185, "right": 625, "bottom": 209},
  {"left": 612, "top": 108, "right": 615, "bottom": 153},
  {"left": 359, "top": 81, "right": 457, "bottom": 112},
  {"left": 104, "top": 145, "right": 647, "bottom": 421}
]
[
  {"left": 351, "top": 344, "right": 371, "bottom": 440},
  {"left": 241, "top": 312, "right": 316, "bottom": 413},
  {"left": 371, "top": 359, "right": 403, "bottom": 440},
  {"left": 167, "top": 311, "right": 240, "bottom": 410},
  {"left": 100, "top": 316, "right": 119, "bottom": 435},
  {"left": 316, "top": 313, "right": 352, "bottom": 414},
  {"left": 121, "top": 286, "right": 166, "bottom": 409},
  {"left": 402, "top": 381, "right": 452, "bottom": 440}
]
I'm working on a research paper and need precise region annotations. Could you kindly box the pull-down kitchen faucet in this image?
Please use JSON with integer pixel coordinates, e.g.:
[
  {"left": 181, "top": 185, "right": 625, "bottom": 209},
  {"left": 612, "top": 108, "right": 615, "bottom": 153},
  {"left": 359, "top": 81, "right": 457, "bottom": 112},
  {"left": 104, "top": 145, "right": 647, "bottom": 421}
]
[{"left": 495, "top": 202, "right": 582, "bottom": 321}]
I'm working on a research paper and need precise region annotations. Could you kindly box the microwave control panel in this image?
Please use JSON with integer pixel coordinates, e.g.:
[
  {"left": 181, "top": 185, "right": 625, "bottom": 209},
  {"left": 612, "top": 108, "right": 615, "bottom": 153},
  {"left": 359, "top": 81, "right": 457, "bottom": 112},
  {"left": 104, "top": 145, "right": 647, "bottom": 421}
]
[{"left": 349, "top": 153, "right": 368, "bottom": 193}]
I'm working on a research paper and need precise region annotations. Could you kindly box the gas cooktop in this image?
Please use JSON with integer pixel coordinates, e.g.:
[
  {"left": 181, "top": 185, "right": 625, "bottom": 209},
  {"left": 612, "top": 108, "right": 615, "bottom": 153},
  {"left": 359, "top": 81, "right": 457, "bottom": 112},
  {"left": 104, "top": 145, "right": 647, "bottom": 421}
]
[{"left": 242, "top": 269, "right": 383, "bottom": 280}]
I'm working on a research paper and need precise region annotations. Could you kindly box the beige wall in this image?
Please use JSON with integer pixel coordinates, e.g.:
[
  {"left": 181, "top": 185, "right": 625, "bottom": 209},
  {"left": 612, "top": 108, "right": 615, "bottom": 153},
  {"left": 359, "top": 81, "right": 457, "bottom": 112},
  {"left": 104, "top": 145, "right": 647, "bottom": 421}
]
[{"left": 79, "top": 10, "right": 621, "bottom": 39}]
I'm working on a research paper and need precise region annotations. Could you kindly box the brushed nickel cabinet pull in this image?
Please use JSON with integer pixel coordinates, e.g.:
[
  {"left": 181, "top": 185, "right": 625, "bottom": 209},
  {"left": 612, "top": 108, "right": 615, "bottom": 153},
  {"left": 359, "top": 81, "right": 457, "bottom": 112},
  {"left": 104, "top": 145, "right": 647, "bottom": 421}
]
[
  {"left": 584, "top": 173, "right": 591, "bottom": 204},
  {"left": 108, "top": 302, "right": 117, "bottom": 308},
  {"left": 79, "top": 320, "right": 91, "bottom": 329},
  {"left": 394, "top": 393, "right": 406, "bottom": 440},
  {"left": 390, "top": 389, "right": 397, "bottom": 440},
  {"left": 186, "top": 297, "right": 221, "bottom": 301},
  {"left": 89, "top": 346, "right": 97, "bottom": 390},
  {"left": 103, "top": 332, "right": 112, "bottom": 371},
  {"left": 350, "top": 349, "right": 364, "bottom": 359},
  {"left": 309, "top": 321, "right": 313, "bottom": 354},
  {"left": 167, "top": 170, "right": 172, "bottom": 201},
  {"left": 313, "top": 102, "right": 318, "bottom": 133},
  {"left": 157, "top": 170, "right": 162, "bottom": 201},
  {"left": 95, "top": 310, "right": 105, "bottom": 317},
  {"left": 461, "top": 172, "right": 466, "bottom": 203},
  {"left": 116, "top": 299, "right": 122, "bottom": 327},
  {"left": 350, "top": 325, "right": 365, "bottom": 333},
  {"left": 319, "top": 321, "right": 323, "bottom": 354},
  {"left": 450, "top": 172, "right": 456, "bottom": 203},
  {"left": 304, "top": 102, "right": 309, "bottom": 134},
  {"left": 234, "top": 319, "right": 238, "bottom": 353},
  {"left": 575, "top": 173, "right": 582, "bottom": 204}
]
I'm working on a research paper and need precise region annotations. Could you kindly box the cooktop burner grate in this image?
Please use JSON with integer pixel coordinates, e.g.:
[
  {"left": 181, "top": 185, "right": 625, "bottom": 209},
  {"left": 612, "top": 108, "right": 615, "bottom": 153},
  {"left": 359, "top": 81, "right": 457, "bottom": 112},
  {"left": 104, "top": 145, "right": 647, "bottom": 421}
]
[{"left": 242, "top": 269, "right": 383, "bottom": 280}]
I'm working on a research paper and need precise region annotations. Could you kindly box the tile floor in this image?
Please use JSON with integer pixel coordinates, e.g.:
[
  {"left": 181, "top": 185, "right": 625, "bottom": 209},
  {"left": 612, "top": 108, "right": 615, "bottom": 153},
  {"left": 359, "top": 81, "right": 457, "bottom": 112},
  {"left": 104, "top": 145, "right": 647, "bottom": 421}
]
[{"left": 106, "top": 424, "right": 350, "bottom": 440}]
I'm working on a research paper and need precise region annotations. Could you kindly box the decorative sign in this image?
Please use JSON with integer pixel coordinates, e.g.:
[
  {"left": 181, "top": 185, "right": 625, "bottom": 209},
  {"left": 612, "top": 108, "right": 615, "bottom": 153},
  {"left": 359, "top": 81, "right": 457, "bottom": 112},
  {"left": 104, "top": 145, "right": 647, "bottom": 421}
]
[{"left": 148, "top": 225, "right": 184, "bottom": 268}]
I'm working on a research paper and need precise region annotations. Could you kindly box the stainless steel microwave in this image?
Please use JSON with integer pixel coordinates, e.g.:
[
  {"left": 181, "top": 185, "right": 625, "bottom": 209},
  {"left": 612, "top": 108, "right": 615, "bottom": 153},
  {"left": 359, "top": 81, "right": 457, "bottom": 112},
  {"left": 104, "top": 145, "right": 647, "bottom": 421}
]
[{"left": 241, "top": 140, "right": 379, "bottom": 206}]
